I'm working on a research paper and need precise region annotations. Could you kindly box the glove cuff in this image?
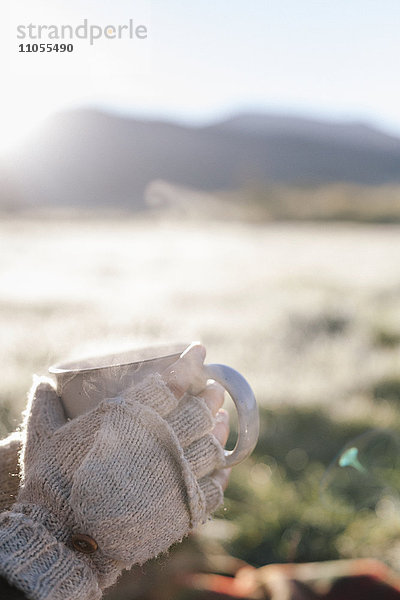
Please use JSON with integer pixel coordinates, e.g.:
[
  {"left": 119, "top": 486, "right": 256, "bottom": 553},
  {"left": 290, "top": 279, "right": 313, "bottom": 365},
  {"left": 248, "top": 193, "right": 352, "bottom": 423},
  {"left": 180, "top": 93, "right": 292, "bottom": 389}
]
[{"left": 0, "top": 509, "right": 101, "bottom": 600}]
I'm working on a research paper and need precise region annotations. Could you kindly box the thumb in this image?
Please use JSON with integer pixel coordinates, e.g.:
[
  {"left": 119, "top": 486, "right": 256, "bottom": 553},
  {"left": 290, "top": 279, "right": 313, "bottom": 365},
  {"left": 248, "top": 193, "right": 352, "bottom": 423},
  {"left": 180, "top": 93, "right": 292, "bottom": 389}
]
[
  {"left": 162, "top": 342, "right": 208, "bottom": 399},
  {"left": 22, "top": 376, "right": 67, "bottom": 463}
]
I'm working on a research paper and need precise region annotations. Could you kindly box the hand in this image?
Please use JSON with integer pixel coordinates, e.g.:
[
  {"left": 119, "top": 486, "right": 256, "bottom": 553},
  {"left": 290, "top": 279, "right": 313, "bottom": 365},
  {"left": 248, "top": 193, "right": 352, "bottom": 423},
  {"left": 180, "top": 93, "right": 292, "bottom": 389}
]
[
  {"left": 0, "top": 344, "right": 229, "bottom": 599},
  {"left": 163, "top": 342, "right": 231, "bottom": 492},
  {"left": 0, "top": 343, "right": 232, "bottom": 513}
]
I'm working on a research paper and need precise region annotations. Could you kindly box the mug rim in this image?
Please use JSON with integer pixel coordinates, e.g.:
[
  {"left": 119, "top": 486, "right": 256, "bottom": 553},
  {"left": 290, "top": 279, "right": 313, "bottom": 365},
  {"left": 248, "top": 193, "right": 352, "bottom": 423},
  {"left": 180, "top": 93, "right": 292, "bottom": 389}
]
[{"left": 48, "top": 342, "right": 187, "bottom": 376}]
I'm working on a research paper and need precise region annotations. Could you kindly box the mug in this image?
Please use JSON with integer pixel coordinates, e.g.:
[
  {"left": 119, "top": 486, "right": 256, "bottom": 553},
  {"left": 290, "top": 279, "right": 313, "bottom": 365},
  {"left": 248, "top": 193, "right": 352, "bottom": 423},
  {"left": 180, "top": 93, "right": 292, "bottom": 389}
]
[{"left": 49, "top": 342, "right": 259, "bottom": 468}]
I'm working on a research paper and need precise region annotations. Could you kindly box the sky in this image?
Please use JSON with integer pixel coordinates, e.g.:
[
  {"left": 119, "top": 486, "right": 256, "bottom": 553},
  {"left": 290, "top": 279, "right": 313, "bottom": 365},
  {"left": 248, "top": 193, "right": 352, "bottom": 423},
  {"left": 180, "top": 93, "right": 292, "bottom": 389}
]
[{"left": 1, "top": 0, "right": 400, "bottom": 154}]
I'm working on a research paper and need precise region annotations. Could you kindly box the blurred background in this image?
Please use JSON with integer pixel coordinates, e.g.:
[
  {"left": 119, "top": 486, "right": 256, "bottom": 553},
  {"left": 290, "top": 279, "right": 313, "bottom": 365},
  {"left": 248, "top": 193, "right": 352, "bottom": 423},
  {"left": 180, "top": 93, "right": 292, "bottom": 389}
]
[{"left": 2, "top": 1, "right": 400, "bottom": 598}]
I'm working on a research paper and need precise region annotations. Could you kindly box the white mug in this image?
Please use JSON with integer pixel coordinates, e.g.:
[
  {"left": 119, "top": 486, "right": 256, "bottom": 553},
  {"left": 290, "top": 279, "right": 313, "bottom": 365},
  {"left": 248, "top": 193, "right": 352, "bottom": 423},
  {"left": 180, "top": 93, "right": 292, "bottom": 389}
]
[{"left": 49, "top": 342, "right": 259, "bottom": 467}]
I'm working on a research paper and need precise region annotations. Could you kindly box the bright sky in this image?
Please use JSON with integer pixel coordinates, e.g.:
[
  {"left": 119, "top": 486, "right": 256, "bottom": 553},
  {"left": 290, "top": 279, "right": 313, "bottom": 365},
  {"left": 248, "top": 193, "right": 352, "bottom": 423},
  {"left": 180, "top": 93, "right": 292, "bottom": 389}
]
[{"left": 1, "top": 0, "right": 400, "bottom": 155}]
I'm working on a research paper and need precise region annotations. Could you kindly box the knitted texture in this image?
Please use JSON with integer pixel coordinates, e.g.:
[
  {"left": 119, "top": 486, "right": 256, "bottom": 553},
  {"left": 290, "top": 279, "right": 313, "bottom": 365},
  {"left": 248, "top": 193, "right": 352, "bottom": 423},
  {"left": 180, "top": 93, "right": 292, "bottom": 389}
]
[
  {"left": 0, "top": 432, "right": 21, "bottom": 512},
  {"left": 0, "top": 374, "right": 225, "bottom": 598},
  {"left": 0, "top": 510, "right": 101, "bottom": 600}
]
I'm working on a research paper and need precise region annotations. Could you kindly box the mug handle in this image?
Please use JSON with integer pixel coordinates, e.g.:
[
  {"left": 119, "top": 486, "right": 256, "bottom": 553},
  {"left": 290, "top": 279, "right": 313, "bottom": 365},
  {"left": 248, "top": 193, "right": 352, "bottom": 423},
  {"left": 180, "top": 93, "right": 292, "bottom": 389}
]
[{"left": 204, "top": 364, "right": 259, "bottom": 468}]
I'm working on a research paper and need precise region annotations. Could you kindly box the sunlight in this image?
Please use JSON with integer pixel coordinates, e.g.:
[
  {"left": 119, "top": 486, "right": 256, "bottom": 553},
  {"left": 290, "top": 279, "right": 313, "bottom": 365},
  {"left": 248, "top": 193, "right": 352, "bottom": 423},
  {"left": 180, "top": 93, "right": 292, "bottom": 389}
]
[
  {"left": 1, "top": 0, "right": 150, "bottom": 156},
  {"left": 0, "top": 102, "right": 51, "bottom": 156},
  {"left": 1, "top": 4, "right": 76, "bottom": 155}
]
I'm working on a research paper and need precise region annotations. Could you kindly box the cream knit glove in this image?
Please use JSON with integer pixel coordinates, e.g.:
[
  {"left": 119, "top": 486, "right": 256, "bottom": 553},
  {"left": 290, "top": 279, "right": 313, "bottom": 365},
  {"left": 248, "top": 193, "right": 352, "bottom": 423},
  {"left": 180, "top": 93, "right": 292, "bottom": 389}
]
[
  {"left": 0, "top": 432, "right": 21, "bottom": 512},
  {"left": 0, "top": 374, "right": 226, "bottom": 600}
]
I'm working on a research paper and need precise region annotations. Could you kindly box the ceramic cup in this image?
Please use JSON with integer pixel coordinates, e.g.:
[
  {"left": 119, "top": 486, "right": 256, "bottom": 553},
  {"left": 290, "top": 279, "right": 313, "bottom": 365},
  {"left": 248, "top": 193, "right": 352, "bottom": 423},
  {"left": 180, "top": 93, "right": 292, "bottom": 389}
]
[{"left": 49, "top": 342, "right": 259, "bottom": 467}]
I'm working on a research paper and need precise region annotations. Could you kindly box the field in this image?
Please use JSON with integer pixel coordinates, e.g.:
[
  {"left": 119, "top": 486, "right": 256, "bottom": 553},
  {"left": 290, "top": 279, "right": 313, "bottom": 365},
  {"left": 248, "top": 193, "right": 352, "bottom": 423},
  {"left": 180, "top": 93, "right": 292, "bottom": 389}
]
[{"left": 2, "top": 214, "right": 400, "bottom": 589}]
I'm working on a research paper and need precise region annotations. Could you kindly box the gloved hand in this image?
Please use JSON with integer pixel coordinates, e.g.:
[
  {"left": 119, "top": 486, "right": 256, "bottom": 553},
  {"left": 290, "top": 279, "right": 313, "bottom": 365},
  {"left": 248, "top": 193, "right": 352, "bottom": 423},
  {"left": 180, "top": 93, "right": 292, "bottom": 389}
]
[{"left": 0, "top": 344, "right": 230, "bottom": 600}]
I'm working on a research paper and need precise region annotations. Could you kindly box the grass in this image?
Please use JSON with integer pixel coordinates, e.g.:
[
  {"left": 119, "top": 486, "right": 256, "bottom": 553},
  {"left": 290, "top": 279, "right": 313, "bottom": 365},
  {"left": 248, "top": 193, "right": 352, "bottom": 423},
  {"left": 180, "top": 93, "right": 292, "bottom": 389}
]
[
  {"left": 223, "top": 182, "right": 400, "bottom": 223},
  {"left": 145, "top": 181, "right": 400, "bottom": 223},
  {"left": 2, "top": 213, "right": 400, "bottom": 587}
]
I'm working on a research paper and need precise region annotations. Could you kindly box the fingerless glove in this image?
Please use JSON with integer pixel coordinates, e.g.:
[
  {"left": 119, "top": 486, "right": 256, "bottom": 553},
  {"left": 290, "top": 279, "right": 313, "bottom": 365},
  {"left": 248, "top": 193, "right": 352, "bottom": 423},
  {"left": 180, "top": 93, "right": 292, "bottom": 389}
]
[{"left": 0, "top": 375, "right": 225, "bottom": 599}]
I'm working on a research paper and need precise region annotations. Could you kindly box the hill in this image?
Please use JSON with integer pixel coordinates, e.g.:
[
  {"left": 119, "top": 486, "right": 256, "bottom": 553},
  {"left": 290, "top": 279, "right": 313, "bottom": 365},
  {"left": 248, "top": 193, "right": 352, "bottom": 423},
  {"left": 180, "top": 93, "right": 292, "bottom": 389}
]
[{"left": 2, "top": 109, "right": 400, "bottom": 210}]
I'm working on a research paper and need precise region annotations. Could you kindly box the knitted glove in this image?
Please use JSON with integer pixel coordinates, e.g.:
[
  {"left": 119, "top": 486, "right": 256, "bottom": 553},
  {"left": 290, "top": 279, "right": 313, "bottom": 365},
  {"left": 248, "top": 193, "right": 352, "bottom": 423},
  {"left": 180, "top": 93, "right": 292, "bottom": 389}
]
[
  {"left": 0, "top": 372, "right": 226, "bottom": 600},
  {"left": 0, "top": 432, "right": 21, "bottom": 512}
]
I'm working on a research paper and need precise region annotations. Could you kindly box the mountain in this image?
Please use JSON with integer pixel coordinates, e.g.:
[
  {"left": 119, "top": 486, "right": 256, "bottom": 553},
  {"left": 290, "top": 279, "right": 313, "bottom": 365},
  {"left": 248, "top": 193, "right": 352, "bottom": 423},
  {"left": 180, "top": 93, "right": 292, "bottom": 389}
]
[
  {"left": 213, "top": 113, "right": 400, "bottom": 149},
  {"left": 2, "top": 109, "right": 400, "bottom": 209}
]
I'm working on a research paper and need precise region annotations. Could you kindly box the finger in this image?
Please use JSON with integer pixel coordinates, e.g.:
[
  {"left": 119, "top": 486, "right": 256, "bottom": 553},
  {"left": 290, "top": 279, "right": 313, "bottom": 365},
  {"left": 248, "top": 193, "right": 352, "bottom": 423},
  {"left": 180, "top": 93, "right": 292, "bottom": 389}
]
[
  {"left": 22, "top": 377, "right": 66, "bottom": 462},
  {"left": 198, "top": 472, "right": 226, "bottom": 513},
  {"left": 198, "top": 382, "right": 225, "bottom": 416},
  {"left": 213, "top": 467, "right": 232, "bottom": 492},
  {"left": 212, "top": 409, "right": 229, "bottom": 447},
  {"left": 184, "top": 434, "right": 225, "bottom": 478},
  {"left": 162, "top": 342, "right": 207, "bottom": 399},
  {"left": 166, "top": 395, "right": 213, "bottom": 447}
]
